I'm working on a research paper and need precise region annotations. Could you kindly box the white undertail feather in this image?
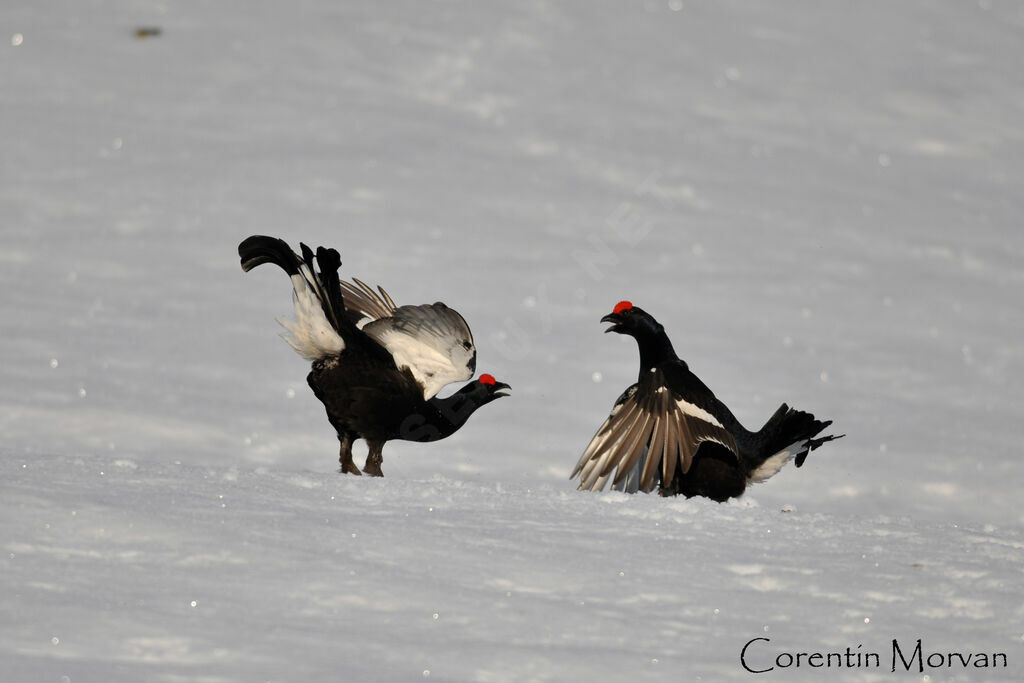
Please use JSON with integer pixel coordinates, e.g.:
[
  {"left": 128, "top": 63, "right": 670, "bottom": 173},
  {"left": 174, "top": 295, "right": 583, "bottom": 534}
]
[
  {"left": 277, "top": 273, "right": 345, "bottom": 360},
  {"left": 748, "top": 442, "right": 801, "bottom": 484}
]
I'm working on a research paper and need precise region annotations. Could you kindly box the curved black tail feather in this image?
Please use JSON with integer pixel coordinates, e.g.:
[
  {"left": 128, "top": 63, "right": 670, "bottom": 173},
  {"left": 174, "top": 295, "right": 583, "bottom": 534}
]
[{"left": 239, "top": 235, "right": 302, "bottom": 275}]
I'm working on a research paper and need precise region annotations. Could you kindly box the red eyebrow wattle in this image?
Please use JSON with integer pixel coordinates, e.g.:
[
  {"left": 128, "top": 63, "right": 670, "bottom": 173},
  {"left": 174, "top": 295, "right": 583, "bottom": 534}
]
[{"left": 613, "top": 301, "right": 633, "bottom": 314}]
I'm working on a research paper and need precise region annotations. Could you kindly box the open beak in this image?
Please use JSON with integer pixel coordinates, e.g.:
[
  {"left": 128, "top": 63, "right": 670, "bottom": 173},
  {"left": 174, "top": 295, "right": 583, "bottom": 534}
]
[
  {"left": 600, "top": 312, "right": 622, "bottom": 334},
  {"left": 491, "top": 381, "right": 511, "bottom": 398}
]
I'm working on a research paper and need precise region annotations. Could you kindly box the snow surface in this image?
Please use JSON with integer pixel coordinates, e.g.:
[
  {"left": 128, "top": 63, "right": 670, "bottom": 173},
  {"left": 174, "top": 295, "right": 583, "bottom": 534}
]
[{"left": 3, "top": 1, "right": 1023, "bottom": 681}]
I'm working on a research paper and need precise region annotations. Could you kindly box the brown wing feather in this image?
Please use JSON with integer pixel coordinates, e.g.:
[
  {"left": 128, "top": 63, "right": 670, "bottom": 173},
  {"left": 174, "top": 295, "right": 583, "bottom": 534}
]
[
  {"left": 583, "top": 403, "right": 638, "bottom": 484},
  {"left": 574, "top": 386, "right": 642, "bottom": 490},
  {"left": 686, "top": 416, "right": 738, "bottom": 456},
  {"left": 613, "top": 413, "right": 657, "bottom": 487},
  {"left": 640, "top": 391, "right": 671, "bottom": 492},
  {"left": 632, "top": 410, "right": 663, "bottom": 491},
  {"left": 339, "top": 277, "right": 397, "bottom": 322},
  {"left": 663, "top": 408, "right": 680, "bottom": 485},
  {"left": 576, "top": 390, "right": 641, "bottom": 486},
  {"left": 570, "top": 412, "right": 613, "bottom": 479},
  {"left": 599, "top": 403, "right": 651, "bottom": 478},
  {"left": 575, "top": 368, "right": 742, "bottom": 493}
]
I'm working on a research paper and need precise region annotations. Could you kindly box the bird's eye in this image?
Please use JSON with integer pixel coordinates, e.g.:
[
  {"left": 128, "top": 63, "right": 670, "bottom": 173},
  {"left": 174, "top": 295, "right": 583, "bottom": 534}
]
[{"left": 462, "top": 340, "right": 472, "bottom": 350}]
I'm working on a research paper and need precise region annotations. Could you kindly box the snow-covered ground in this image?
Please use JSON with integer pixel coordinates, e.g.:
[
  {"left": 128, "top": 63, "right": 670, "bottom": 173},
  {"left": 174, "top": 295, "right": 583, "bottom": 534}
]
[{"left": 3, "top": 1, "right": 1023, "bottom": 680}]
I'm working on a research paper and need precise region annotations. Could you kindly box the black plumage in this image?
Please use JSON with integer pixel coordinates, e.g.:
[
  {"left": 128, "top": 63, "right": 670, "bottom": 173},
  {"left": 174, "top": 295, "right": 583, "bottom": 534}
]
[
  {"left": 571, "top": 301, "right": 842, "bottom": 501},
  {"left": 239, "top": 235, "right": 509, "bottom": 476}
]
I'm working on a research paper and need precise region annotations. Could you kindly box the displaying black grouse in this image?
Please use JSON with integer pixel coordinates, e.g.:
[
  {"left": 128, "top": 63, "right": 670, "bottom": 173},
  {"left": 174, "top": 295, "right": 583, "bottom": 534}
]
[
  {"left": 571, "top": 301, "right": 842, "bottom": 501},
  {"left": 239, "top": 235, "right": 509, "bottom": 477}
]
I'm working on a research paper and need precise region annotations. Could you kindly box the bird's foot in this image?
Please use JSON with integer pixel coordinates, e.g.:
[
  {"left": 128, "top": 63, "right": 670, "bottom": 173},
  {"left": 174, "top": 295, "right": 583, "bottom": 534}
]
[
  {"left": 339, "top": 460, "right": 363, "bottom": 476},
  {"left": 362, "top": 454, "right": 383, "bottom": 477}
]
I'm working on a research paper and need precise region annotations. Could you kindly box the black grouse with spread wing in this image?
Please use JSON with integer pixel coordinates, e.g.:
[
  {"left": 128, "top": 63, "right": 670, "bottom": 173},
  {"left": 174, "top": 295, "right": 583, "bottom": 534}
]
[
  {"left": 571, "top": 301, "right": 842, "bottom": 501},
  {"left": 239, "top": 235, "right": 509, "bottom": 476}
]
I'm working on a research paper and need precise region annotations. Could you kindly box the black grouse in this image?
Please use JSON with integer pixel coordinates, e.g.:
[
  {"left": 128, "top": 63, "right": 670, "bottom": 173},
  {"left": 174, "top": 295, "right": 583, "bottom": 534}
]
[
  {"left": 238, "top": 235, "right": 510, "bottom": 477},
  {"left": 571, "top": 301, "right": 842, "bottom": 501}
]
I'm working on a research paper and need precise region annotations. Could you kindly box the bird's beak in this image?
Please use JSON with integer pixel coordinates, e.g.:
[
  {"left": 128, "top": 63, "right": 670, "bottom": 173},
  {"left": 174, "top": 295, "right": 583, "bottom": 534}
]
[
  {"left": 600, "top": 312, "right": 621, "bottom": 333},
  {"left": 491, "top": 381, "right": 511, "bottom": 398}
]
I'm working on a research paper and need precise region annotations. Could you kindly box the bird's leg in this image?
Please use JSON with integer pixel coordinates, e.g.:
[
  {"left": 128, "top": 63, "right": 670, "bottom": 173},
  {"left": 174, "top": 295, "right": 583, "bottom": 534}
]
[
  {"left": 362, "top": 440, "right": 385, "bottom": 477},
  {"left": 337, "top": 432, "right": 361, "bottom": 476}
]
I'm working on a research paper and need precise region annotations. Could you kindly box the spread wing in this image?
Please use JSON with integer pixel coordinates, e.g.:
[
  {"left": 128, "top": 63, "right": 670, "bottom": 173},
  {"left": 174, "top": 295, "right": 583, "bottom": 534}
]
[
  {"left": 362, "top": 302, "right": 476, "bottom": 400},
  {"left": 313, "top": 273, "right": 476, "bottom": 399},
  {"left": 571, "top": 368, "right": 739, "bottom": 493}
]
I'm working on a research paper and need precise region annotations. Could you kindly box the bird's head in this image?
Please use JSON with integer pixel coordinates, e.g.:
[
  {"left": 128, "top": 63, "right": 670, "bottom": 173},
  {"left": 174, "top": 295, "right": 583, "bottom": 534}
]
[
  {"left": 459, "top": 373, "right": 511, "bottom": 405},
  {"left": 600, "top": 301, "right": 661, "bottom": 338}
]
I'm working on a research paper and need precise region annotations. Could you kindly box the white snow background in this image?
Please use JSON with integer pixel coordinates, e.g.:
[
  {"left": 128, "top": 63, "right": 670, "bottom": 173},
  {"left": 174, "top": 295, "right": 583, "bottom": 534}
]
[{"left": 3, "top": 1, "right": 1023, "bottom": 681}]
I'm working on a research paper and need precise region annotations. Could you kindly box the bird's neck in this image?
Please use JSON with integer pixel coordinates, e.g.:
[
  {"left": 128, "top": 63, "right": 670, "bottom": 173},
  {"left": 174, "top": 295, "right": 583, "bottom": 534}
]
[
  {"left": 413, "top": 392, "right": 483, "bottom": 442},
  {"left": 634, "top": 327, "right": 679, "bottom": 373}
]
